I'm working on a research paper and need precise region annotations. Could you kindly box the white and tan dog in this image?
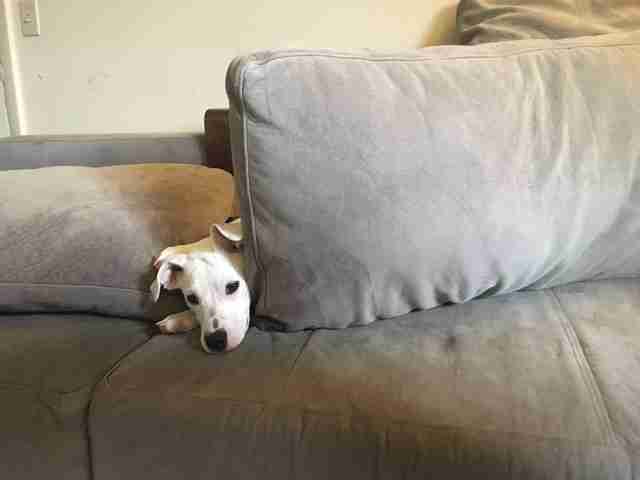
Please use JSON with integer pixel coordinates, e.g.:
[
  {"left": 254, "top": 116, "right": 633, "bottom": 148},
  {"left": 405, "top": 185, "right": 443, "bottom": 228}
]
[{"left": 150, "top": 219, "right": 250, "bottom": 353}]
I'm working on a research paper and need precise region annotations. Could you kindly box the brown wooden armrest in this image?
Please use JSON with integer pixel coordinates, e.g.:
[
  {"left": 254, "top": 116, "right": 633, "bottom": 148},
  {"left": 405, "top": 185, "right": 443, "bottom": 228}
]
[{"left": 204, "top": 109, "right": 233, "bottom": 173}]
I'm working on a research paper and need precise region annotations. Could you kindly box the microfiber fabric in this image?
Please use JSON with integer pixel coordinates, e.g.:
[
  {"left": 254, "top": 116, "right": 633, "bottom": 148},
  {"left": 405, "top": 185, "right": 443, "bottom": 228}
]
[
  {"left": 457, "top": 0, "right": 640, "bottom": 44},
  {"left": 226, "top": 31, "right": 640, "bottom": 331},
  {"left": 0, "top": 164, "right": 235, "bottom": 320}
]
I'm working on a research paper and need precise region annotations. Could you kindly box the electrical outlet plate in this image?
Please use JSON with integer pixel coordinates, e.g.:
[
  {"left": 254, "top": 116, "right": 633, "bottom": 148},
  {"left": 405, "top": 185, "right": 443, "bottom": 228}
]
[{"left": 20, "top": 0, "right": 40, "bottom": 37}]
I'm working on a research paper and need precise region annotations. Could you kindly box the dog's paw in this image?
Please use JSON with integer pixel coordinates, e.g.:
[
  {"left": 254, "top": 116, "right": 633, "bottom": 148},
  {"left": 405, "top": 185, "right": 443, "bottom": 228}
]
[
  {"left": 156, "top": 310, "right": 197, "bottom": 334},
  {"left": 155, "top": 318, "right": 173, "bottom": 334}
]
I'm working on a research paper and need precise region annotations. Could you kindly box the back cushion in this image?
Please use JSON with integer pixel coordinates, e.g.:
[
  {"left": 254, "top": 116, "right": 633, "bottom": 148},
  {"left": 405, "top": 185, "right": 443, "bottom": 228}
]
[
  {"left": 457, "top": 0, "right": 640, "bottom": 44},
  {"left": 0, "top": 164, "right": 234, "bottom": 319},
  {"left": 226, "top": 32, "right": 640, "bottom": 331}
]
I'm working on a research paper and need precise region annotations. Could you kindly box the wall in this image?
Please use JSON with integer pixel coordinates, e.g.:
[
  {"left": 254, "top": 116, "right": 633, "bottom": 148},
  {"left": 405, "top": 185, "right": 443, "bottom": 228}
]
[{"left": 5, "top": 0, "right": 458, "bottom": 135}]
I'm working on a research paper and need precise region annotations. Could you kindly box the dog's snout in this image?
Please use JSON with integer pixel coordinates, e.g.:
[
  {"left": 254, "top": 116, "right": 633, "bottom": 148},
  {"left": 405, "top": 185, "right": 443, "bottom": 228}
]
[{"left": 204, "top": 329, "right": 227, "bottom": 352}]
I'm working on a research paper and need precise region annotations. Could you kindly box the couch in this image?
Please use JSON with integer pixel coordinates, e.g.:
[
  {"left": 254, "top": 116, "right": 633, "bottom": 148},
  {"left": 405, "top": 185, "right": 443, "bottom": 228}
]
[{"left": 3, "top": 31, "right": 640, "bottom": 480}]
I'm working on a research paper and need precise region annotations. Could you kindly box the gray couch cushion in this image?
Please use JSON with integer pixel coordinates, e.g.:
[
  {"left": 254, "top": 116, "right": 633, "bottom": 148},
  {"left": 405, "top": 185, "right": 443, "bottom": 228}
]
[
  {"left": 226, "top": 31, "right": 640, "bottom": 331},
  {"left": 90, "top": 280, "right": 637, "bottom": 479},
  {"left": 0, "top": 164, "right": 234, "bottom": 320},
  {"left": 553, "top": 280, "right": 640, "bottom": 448},
  {"left": 0, "top": 313, "right": 149, "bottom": 480},
  {"left": 457, "top": 0, "right": 640, "bottom": 45}
]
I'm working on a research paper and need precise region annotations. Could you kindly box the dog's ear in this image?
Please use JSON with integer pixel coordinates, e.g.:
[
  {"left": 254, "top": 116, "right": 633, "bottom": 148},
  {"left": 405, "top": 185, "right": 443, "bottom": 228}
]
[
  {"left": 150, "top": 254, "right": 186, "bottom": 302},
  {"left": 211, "top": 218, "right": 243, "bottom": 250}
]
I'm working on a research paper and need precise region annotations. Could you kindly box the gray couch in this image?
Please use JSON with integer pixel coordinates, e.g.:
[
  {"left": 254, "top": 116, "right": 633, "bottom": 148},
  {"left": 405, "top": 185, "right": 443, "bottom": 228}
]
[{"left": 3, "top": 34, "right": 640, "bottom": 480}]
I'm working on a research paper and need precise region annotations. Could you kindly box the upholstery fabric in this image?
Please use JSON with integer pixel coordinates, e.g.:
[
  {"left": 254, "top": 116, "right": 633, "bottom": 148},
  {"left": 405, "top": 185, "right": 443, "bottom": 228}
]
[
  {"left": 226, "top": 31, "right": 640, "bottom": 330},
  {"left": 457, "top": 0, "right": 640, "bottom": 45},
  {"left": 0, "top": 314, "right": 149, "bottom": 480},
  {"left": 0, "top": 164, "right": 234, "bottom": 320},
  {"left": 0, "top": 134, "right": 209, "bottom": 170},
  {"left": 90, "top": 279, "right": 638, "bottom": 479},
  {"left": 553, "top": 280, "right": 640, "bottom": 448}
]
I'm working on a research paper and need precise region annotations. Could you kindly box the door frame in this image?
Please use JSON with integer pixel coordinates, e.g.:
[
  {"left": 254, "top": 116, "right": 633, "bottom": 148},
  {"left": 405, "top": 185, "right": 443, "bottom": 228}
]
[{"left": 0, "top": 0, "right": 25, "bottom": 135}]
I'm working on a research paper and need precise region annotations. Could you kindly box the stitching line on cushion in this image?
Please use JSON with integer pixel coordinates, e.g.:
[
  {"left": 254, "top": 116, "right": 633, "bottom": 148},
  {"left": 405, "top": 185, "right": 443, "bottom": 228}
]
[
  {"left": 86, "top": 333, "right": 155, "bottom": 480},
  {"left": 0, "top": 133, "right": 201, "bottom": 143},
  {"left": 249, "top": 38, "right": 640, "bottom": 67},
  {"left": 239, "top": 63, "right": 269, "bottom": 310},
  {"left": 286, "top": 331, "right": 314, "bottom": 381},
  {"left": 99, "top": 334, "right": 156, "bottom": 391},
  {"left": 548, "top": 289, "right": 617, "bottom": 446},
  {"left": 0, "top": 380, "right": 102, "bottom": 396},
  {"left": 0, "top": 281, "right": 149, "bottom": 293}
]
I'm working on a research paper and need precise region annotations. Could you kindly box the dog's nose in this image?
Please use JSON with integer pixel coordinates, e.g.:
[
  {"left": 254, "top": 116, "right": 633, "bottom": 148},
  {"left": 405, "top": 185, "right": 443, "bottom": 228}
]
[{"left": 204, "top": 329, "right": 227, "bottom": 352}]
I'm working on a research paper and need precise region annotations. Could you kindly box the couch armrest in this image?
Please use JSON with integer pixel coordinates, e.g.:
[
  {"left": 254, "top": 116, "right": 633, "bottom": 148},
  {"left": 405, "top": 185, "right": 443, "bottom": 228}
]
[{"left": 0, "top": 133, "right": 209, "bottom": 170}]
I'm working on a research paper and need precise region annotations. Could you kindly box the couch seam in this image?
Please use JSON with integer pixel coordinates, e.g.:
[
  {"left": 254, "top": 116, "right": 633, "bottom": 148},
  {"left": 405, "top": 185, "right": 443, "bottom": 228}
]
[
  {"left": 0, "top": 133, "right": 202, "bottom": 143},
  {"left": 247, "top": 38, "right": 639, "bottom": 67},
  {"left": 286, "top": 331, "right": 314, "bottom": 381},
  {"left": 0, "top": 381, "right": 94, "bottom": 396},
  {"left": 239, "top": 63, "right": 269, "bottom": 312},
  {"left": 85, "top": 332, "right": 155, "bottom": 480},
  {"left": 0, "top": 281, "right": 150, "bottom": 293},
  {"left": 0, "top": 329, "right": 150, "bottom": 396},
  {"left": 547, "top": 288, "right": 617, "bottom": 446}
]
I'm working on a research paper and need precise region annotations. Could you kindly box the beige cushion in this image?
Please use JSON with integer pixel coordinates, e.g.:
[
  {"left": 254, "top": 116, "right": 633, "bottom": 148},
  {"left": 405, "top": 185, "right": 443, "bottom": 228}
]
[{"left": 458, "top": 0, "right": 640, "bottom": 44}]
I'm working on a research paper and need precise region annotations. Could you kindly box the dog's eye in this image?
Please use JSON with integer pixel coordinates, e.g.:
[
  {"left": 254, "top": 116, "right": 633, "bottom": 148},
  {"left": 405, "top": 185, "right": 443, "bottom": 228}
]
[
  {"left": 186, "top": 293, "right": 199, "bottom": 305},
  {"left": 226, "top": 281, "right": 240, "bottom": 295}
]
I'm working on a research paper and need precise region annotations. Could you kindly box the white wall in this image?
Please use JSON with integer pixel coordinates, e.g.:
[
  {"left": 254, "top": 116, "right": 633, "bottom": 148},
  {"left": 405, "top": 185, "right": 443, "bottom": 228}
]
[{"left": 5, "top": 0, "right": 459, "bottom": 135}]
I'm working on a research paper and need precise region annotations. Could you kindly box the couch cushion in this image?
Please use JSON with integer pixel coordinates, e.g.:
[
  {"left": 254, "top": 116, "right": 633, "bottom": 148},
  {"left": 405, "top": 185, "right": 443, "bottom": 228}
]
[
  {"left": 90, "top": 281, "right": 636, "bottom": 479},
  {"left": 0, "top": 313, "right": 150, "bottom": 480},
  {"left": 0, "top": 164, "right": 234, "bottom": 320},
  {"left": 457, "top": 0, "right": 640, "bottom": 45},
  {"left": 226, "top": 31, "right": 640, "bottom": 331},
  {"left": 553, "top": 279, "right": 640, "bottom": 449}
]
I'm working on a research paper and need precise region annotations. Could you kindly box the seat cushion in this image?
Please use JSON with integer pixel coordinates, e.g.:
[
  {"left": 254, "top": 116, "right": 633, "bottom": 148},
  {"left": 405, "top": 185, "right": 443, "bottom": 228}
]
[
  {"left": 553, "top": 280, "right": 640, "bottom": 450},
  {"left": 0, "top": 313, "right": 150, "bottom": 480},
  {"left": 90, "top": 280, "right": 637, "bottom": 479}
]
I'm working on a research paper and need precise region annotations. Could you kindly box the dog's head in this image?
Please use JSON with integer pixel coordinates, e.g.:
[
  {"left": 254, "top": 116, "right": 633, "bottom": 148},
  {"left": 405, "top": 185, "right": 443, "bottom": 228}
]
[{"left": 151, "top": 219, "right": 250, "bottom": 353}]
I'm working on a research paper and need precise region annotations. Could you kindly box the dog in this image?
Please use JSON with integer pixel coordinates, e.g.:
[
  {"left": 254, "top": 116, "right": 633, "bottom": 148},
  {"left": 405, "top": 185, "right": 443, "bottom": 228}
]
[{"left": 150, "top": 218, "right": 250, "bottom": 353}]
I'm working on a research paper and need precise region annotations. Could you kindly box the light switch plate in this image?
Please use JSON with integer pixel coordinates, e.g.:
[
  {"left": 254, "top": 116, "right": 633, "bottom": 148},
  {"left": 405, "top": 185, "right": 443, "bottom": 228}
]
[{"left": 20, "top": 0, "right": 40, "bottom": 37}]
